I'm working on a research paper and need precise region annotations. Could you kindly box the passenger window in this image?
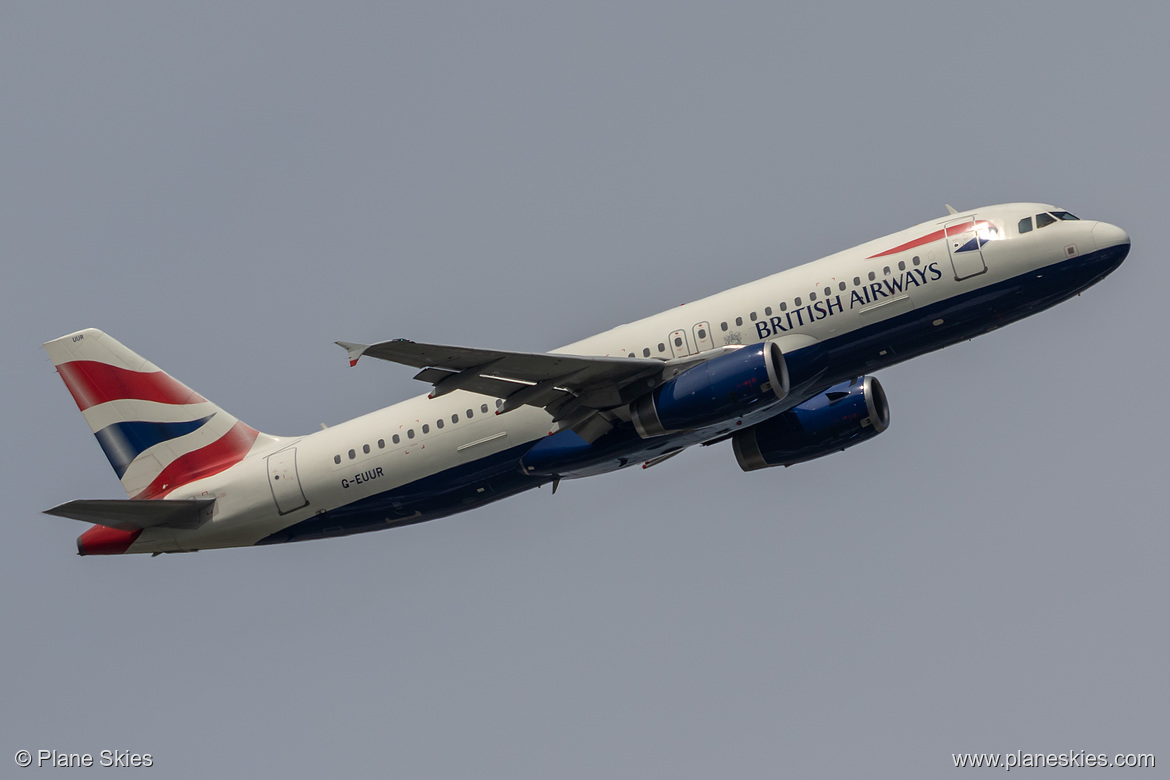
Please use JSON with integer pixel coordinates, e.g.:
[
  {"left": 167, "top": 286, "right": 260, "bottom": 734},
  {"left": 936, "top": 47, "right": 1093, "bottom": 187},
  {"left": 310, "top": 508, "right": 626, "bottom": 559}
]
[
  {"left": 897, "top": 261, "right": 905, "bottom": 271},
  {"left": 1018, "top": 217, "right": 1032, "bottom": 233},
  {"left": 735, "top": 317, "right": 743, "bottom": 326},
  {"left": 853, "top": 276, "right": 861, "bottom": 286},
  {"left": 422, "top": 424, "right": 430, "bottom": 434},
  {"left": 348, "top": 449, "right": 355, "bottom": 459},
  {"left": 407, "top": 429, "right": 415, "bottom": 439},
  {"left": 780, "top": 302, "right": 787, "bottom": 312},
  {"left": 1036, "top": 212, "right": 1056, "bottom": 228},
  {"left": 393, "top": 434, "right": 401, "bottom": 444},
  {"left": 452, "top": 414, "right": 459, "bottom": 423},
  {"left": 697, "top": 328, "right": 707, "bottom": 339},
  {"left": 809, "top": 291, "right": 817, "bottom": 301},
  {"left": 436, "top": 419, "right": 444, "bottom": 429},
  {"left": 883, "top": 266, "right": 891, "bottom": 276},
  {"left": 378, "top": 439, "right": 385, "bottom": 449},
  {"left": 749, "top": 312, "right": 757, "bottom": 321},
  {"left": 838, "top": 282, "right": 845, "bottom": 291},
  {"left": 643, "top": 347, "right": 650, "bottom": 357},
  {"left": 825, "top": 286, "right": 832, "bottom": 296},
  {"left": 658, "top": 342, "right": 666, "bottom": 352},
  {"left": 363, "top": 444, "right": 370, "bottom": 454},
  {"left": 912, "top": 256, "right": 920, "bottom": 265},
  {"left": 333, "top": 455, "right": 341, "bottom": 465},
  {"left": 496, "top": 399, "right": 503, "bottom": 408},
  {"left": 794, "top": 297, "right": 802, "bottom": 306},
  {"left": 720, "top": 322, "right": 728, "bottom": 331},
  {"left": 481, "top": 404, "right": 489, "bottom": 413},
  {"left": 868, "top": 271, "right": 876, "bottom": 281},
  {"left": 764, "top": 307, "right": 772, "bottom": 316},
  {"left": 673, "top": 336, "right": 682, "bottom": 347}
]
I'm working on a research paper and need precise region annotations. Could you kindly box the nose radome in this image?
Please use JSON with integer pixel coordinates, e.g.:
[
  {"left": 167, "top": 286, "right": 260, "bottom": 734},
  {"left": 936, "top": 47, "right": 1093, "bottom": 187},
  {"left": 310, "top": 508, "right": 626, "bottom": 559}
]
[{"left": 1092, "top": 221, "right": 1130, "bottom": 252}]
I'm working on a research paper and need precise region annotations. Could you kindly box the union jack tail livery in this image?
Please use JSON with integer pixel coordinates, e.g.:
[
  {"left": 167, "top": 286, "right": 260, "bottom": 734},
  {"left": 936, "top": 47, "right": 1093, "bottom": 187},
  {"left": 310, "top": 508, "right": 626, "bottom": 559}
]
[{"left": 44, "top": 329, "right": 276, "bottom": 500}]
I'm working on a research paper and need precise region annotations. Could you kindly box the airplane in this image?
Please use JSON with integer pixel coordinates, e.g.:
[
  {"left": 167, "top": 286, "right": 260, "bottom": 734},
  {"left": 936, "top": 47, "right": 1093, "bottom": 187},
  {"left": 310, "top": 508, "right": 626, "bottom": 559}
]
[{"left": 42, "top": 203, "right": 1130, "bottom": 555}]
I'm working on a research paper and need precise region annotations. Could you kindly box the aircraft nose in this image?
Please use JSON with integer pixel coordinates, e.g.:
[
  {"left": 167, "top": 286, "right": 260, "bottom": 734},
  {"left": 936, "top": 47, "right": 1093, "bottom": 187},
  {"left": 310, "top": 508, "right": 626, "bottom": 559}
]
[{"left": 1092, "top": 221, "right": 1130, "bottom": 253}]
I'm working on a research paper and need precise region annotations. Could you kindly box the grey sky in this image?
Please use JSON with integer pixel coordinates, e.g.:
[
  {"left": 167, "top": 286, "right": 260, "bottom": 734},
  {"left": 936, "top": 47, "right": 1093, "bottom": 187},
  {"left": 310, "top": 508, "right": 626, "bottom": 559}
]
[{"left": 3, "top": 3, "right": 1166, "bottom": 777}]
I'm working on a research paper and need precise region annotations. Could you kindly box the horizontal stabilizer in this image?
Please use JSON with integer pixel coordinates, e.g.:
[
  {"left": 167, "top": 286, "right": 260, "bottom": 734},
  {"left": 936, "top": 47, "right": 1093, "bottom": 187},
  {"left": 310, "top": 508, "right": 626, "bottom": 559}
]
[{"left": 44, "top": 498, "right": 216, "bottom": 531}]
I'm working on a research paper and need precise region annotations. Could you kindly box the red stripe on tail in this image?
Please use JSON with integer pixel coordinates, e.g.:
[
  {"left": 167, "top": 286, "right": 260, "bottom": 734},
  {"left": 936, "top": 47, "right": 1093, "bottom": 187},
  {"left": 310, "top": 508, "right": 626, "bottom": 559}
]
[
  {"left": 134, "top": 421, "right": 260, "bottom": 499},
  {"left": 77, "top": 525, "right": 142, "bottom": 555},
  {"left": 57, "top": 360, "right": 206, "bottom": 412}
]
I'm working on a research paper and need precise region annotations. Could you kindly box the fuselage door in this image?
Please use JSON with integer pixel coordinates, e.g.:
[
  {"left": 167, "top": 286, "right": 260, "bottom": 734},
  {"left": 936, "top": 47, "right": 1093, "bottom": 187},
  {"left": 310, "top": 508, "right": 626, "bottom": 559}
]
[
  {"left": 267, "top": 446, "right": 309, "bottom": 515},
  {"left": 668, "top": 329, "right": 691, "bottom": 358},
  {"left": 692, "top": 322, "right": 713, "bottom": 352},
  {"left": 943, "top": 218, "right": 988, "bottom": 280}
]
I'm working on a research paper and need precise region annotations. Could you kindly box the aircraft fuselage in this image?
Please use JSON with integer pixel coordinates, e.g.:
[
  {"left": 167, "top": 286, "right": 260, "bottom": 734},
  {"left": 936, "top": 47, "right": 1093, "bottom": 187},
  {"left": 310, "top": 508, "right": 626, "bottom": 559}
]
[{"left": 44, "top": 203, "right": 1130, "bottom": 554}]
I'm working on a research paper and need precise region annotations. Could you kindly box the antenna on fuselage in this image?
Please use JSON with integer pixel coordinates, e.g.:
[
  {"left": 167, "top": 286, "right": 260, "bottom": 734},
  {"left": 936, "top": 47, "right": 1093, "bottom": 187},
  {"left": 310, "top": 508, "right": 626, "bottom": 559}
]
[{"left": 945, "top": 204, "right": 959, "bottom": 215}]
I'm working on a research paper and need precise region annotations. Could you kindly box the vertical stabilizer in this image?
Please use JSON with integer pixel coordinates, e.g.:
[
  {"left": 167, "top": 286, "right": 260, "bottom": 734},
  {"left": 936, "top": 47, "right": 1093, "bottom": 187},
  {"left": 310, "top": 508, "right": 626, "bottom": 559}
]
[{"left": 44, "top": 328, "right": 276, "bottom": 499}]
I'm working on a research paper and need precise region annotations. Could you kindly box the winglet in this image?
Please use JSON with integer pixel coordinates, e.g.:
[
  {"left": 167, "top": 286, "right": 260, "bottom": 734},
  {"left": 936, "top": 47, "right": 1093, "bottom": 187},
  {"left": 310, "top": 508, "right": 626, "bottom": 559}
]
[{"left": 335, "top": 341, "right": 369, "bottom": 368}]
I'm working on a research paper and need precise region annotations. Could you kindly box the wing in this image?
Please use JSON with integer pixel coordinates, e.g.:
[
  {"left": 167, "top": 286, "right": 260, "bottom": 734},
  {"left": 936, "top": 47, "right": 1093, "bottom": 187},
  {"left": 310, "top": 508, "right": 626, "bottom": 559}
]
[{"left": 337, "top": 338, "right": 724, "bottom": 441}]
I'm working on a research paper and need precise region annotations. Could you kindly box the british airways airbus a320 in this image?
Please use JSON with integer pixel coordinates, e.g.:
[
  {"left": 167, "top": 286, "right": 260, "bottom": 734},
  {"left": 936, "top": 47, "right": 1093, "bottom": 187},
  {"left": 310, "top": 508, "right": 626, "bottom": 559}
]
[{"left": 44, "top": 203, "right": 1129, "bottom": 555}]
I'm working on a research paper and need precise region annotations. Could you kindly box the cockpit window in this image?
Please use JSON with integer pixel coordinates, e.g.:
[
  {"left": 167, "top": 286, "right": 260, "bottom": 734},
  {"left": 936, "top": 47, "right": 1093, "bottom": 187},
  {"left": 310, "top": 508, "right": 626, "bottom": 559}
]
[
  {"left": 1052, "top": 211, "right": 1079, "bottom": 221},
  {"left": 1018, "top": 217, "right": 1033, "bottom": 234},
  {"left": 1035, "top": 212, "right": 1057, "bottom": 229}
]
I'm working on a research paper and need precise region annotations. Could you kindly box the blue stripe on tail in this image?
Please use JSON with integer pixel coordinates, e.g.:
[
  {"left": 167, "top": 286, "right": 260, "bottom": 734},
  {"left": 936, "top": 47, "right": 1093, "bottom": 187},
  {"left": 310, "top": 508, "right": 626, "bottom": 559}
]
[{"left": 93, "top": 414, "right": 215, "bottom": 478}]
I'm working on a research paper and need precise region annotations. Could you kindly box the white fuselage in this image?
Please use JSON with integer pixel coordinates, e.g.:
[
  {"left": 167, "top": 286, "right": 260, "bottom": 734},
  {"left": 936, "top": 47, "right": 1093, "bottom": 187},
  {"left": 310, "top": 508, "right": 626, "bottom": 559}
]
[{"left": 127, "top": 203, "right": 1129, "bottom": 553}]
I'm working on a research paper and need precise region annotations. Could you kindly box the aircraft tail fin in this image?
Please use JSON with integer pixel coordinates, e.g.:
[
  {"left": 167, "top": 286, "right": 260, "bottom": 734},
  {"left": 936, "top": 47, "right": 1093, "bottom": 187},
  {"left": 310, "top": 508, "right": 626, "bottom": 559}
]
[{"left": 43, "top": 328, "right": 276, "bottom": 499}]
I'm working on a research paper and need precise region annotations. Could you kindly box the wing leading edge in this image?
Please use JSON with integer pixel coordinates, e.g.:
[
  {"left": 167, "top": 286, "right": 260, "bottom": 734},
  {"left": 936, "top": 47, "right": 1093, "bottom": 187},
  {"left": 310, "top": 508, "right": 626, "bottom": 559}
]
[{"left": 338, "top": 339, "right": 727, "bottom": 441}]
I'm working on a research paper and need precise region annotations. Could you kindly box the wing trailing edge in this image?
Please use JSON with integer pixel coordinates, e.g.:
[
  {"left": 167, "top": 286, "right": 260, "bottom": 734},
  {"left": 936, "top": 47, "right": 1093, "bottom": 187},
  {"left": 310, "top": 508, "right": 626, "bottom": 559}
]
[{"left": 336, "top": 337, "right": 751, "bottom": 442}]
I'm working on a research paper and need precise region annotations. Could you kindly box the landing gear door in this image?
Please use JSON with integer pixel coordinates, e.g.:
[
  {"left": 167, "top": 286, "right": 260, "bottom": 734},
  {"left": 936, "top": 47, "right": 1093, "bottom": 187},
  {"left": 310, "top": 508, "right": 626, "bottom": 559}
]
[
  {"left": 268, "top": 446, "right": 309, "bottom": 515},
  {"left": 944, "top": 218, "right": 988, "bottom": 280}
]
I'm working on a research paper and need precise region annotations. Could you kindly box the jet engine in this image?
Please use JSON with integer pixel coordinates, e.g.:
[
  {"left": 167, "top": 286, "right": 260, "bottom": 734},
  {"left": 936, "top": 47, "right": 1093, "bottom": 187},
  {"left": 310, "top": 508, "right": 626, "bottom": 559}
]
[
  {"left": 629, "top": 341, "right": 789, "bottom": 438},
  {"left": 731, "top": 376, "right": 889, "bottom": 471}
]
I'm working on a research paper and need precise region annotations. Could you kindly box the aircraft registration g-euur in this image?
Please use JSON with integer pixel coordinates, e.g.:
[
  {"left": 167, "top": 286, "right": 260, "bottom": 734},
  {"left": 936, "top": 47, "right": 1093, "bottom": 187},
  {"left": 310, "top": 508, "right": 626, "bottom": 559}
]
[{"left": 44, "top": 203, "right": 1129, "bottom": 556}]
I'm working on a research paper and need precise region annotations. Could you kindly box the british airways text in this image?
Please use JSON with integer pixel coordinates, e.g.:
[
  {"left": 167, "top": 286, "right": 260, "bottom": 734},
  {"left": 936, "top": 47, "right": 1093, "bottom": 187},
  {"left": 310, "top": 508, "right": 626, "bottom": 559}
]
[{"left": 755, "top": 262, "right": 943, "bottom": 339}]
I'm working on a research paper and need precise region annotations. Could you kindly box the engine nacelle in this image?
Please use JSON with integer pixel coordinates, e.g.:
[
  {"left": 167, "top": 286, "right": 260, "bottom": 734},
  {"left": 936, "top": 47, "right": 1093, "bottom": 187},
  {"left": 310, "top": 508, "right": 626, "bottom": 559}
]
[
  {"left": 732, "top": 376, "right": 890, "bottom": 471},
  {"left": 630, "top": 341, "right": 789, "bottom": 438}
]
